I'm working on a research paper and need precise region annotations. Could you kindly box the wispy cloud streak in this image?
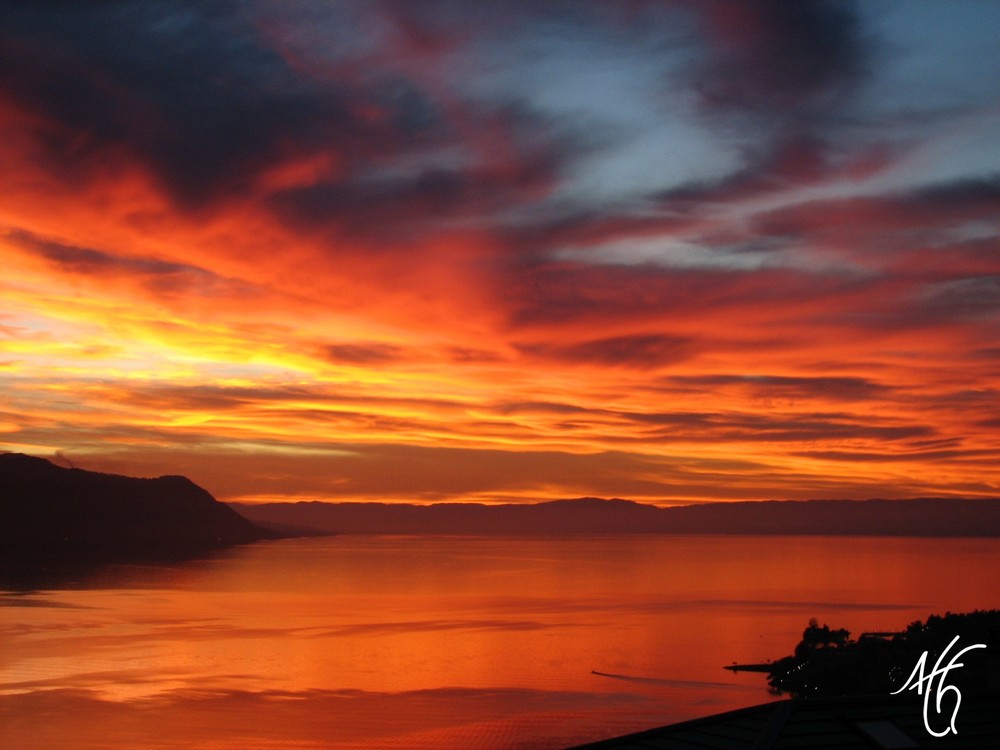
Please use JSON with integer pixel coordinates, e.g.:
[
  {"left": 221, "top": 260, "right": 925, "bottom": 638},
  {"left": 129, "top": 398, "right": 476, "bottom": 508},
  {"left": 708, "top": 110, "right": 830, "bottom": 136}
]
[{"left": 0, "top": 1, "right": 997, "bottom": 502}]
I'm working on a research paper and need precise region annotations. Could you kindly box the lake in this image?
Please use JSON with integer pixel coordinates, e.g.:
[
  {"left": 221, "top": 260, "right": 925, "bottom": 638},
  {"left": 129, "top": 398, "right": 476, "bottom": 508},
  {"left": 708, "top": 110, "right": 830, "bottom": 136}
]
[{"left": 2, "top": 534, "right": 999, "bottom": 749}]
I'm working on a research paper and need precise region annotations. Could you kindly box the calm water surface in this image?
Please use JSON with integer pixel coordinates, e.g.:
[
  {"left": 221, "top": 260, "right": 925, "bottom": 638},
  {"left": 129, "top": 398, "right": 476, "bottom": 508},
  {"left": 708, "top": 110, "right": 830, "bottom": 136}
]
[{"left": 2, "top": 534, "right": 999, "bottom": 749}]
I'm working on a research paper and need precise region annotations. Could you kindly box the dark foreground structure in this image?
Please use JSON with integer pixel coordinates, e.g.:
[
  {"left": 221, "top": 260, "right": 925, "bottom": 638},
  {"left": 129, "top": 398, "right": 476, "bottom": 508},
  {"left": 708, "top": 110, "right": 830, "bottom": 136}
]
[
  {"left": 567, "top": 690, "right": 1000, "bottom": 749},
  {"left": 571, "top": 612, "right": 1000, "bottom": 748}
]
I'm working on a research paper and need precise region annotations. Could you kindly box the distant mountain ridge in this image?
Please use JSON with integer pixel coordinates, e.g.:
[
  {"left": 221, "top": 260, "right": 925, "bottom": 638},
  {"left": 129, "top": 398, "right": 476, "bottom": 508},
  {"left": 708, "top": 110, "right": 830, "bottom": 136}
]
[
  {"left": 0, "top": 453, "right": 281, "bottom": 563},
  {"left": 230, "top": 495, "right": 1000, "bottom": 537}
]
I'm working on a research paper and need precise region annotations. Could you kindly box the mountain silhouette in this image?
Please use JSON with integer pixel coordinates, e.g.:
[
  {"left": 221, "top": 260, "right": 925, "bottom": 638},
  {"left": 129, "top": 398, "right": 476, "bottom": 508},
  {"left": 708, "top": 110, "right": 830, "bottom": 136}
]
[
  {"left": 0, "top": 453, "right": 281, "bottom": 563},
  {"left": 230, "top": 495, "right": 1000, "bottom": 536}
]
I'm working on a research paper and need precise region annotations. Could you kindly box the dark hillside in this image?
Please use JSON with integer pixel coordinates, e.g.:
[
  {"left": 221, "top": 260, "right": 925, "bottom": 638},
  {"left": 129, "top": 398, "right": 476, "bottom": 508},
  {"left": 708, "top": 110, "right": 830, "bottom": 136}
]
[
  {"left": 0, "top": 453, "right": 280, "bottom": 563},
  {"left": 231, "top": 495, "right": 1000, "bottom": 536}
]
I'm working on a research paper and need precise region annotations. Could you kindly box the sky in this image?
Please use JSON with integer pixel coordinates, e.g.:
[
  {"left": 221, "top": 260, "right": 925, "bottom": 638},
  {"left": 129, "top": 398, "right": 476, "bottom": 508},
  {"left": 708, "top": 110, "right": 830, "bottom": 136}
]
[{"left": 1, "top": 0, "right": 998, "bottom": 505}]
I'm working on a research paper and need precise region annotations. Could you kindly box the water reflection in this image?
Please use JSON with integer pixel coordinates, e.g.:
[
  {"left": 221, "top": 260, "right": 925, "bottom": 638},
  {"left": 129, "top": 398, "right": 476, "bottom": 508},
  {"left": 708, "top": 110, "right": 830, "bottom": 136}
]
[
  {"left": 2, "top": 534, "right": 999, "bottom": 749},
  {"left": 0, "top": 547, "right": 235, "bottom": 592}
]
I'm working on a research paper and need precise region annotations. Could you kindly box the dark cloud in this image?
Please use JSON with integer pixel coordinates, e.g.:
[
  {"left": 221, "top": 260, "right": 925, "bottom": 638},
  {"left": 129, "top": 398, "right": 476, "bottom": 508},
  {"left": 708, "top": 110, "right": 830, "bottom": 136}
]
[
  {"left": 909, "top": 174, "right": 1000, "bottom": 209},
  {"left": 269, "top": 103, "right": 571, "bottom": 240},
  {"left": 501, "top": 263, "right": 702, "bottom": 328},
  {"left": 513, "top": 144, "right": 989, "bottom": 267},
  {"left": 751, "top": 174, "right": 1000, "bottom": 249},
  {"left": 623, "top": 410, "right": 934, "bottom": 444},
  {"left": 270, "top": 169, "right": 469, "bottom": 237},
  {"left": 6, "top": 227, "right": 251, "bottom": 298},
  {"left": 497, "top": 209, "right": 703, "bottom": 268},
  {"left": 970, "top": 348, "right": 1000, "bottom": 361},
  {"left": 10, "top": 228, "right": 198, "bottom": 277},
  {"left": 500, "top": 256, "right": 866, "bottom": 332},
  {"left": 491, "top": 401, "right": 605, "bottom": 416},
  {"left": 797, "top": 448, "right": 999, "bottom": 464},
  {"left": 517, "top": 333, "right": 693, "bottom": 368},
  {"left": 0, "top": 3, "right": 434, "bottom": 207},
  {"left": 916, "top": 276, "right": 1000, "bottom": 321},
  {"left": 663, "top": 374, "right": 894, "bottom": 402},
  {"left": 693, "top": 0, "right": 866, "bottom": 116},
  {"left": 322, "top": 343, "right": 409, "bottom": 365},
  {"left": 648, "top": 134, "right": 846, "bottom": 216},
  {"left": 99, "top": 383, "right": 469, "bottom": 417},
  {"left": 107, "top": 384, "right": 314, "bottom": 412},
  {"left": 446, "top": 347, "right": 506, "bottom": 364},
  {"left": 1, "top": 0, "right": 582, "bottom": 232}
]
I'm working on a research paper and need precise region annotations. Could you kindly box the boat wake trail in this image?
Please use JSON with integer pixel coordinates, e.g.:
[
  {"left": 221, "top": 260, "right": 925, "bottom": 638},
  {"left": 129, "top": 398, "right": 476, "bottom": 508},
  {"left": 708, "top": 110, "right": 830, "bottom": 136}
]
[{"left": 590, "top": 670, "right": 754, "bottom": 690}]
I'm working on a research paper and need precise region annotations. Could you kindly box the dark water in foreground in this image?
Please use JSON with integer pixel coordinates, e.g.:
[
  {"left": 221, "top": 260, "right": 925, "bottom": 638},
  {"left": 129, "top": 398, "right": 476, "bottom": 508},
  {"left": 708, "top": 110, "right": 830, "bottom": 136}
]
[{"left": 2, "top": 534, "right": 999, "bottom": 749}]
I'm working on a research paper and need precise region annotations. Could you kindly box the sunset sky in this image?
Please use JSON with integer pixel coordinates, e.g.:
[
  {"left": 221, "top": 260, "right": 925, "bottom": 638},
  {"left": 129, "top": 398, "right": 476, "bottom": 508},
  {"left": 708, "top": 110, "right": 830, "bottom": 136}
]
[{"left": 1, "top": 1, "right": 998, "bottom": 505}]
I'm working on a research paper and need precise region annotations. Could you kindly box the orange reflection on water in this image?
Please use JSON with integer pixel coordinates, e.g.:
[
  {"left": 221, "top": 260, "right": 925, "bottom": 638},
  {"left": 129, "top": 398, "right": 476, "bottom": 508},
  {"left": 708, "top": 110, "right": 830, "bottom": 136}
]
[{"left": 2, "top": 534, "right": 999, "bottom": 749}]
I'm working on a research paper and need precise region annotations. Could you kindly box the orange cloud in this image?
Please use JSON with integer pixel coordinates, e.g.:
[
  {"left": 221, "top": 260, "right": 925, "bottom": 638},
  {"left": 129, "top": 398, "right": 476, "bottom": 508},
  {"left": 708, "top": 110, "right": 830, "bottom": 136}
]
[{"left": 0, "top": 2, "right": 997, "bottom": 505}]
